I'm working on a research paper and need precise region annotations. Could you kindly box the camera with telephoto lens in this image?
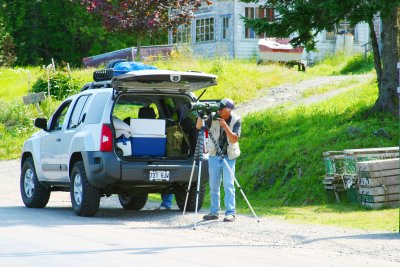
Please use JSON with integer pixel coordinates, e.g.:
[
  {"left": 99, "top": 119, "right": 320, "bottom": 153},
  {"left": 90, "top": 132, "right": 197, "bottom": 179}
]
[{"left": 188, "top": 102, "right": 220, "bottom": 120}]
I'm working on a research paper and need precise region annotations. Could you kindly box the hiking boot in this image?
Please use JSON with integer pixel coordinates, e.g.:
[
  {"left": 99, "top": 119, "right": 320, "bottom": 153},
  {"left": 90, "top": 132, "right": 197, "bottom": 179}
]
[
  {"left": 203, "top": 213, "right": 219, "bottom": 220},
  {"left": 223, "top": 214, "right": 236, "bottom": 222}
]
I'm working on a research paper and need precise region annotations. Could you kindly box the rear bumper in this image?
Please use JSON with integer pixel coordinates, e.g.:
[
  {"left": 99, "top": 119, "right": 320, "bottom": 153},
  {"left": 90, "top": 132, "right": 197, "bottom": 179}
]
[
  {"left": 120, "top": 159, "right": 209, "bottom": 185},
  {"left": 82, "top": 151, "right": 121, "bottom": 188},
  {"left": 82, "top": 151, "right": 208, "bottom": 189}
]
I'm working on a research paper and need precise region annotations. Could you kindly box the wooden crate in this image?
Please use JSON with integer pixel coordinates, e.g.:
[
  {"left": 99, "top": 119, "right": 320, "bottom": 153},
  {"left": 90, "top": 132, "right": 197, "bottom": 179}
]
[
  {"left": 359, "top": 176, "right": 399, "bottom": 187},
  {"left": 357, "top": 158, "right": 400, "bottom": 209}
]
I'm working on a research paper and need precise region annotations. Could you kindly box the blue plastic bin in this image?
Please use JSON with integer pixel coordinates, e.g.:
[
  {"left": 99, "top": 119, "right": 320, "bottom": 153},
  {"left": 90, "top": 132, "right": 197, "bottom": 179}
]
[{"left": 131, "top": 135, "right": 166, "bottom": 157}]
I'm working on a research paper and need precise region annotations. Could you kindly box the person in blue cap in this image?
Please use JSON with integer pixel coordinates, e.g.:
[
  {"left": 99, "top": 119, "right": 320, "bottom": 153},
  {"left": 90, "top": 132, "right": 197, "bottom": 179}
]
[{"left": 196, "top": 98, "right": 241, "bottom": 222}]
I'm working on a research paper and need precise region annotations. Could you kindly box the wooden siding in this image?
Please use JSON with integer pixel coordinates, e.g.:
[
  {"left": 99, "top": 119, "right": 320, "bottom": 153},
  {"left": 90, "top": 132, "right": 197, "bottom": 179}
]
[{"left": 168, "top": 0, "right": 379, "bottom": 61}]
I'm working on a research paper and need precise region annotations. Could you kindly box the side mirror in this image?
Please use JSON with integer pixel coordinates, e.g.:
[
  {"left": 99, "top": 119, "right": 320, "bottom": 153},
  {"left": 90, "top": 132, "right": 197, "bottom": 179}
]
[{"left": 34, "top": 118, "right": 48, "bottom": 131}]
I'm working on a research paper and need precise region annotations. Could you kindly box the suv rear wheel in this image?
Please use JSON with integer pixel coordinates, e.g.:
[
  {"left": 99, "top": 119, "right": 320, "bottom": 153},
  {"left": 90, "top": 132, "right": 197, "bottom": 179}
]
[
  {"left": 118, "top": 193, "right": 148, "bottom": 210},
  {"left": 175, "top": 184, "right": 205, "bottom": 212},
  {"left": 70, "top": 161, "right": 101, "bottom": 217},
  {"left": 20, "top": 157, "right": 51, "bottom": 208}
]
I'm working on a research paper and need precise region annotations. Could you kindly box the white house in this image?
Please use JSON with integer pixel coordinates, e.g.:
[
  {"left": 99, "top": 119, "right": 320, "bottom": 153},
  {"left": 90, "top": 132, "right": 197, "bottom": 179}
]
[{"left": 168, "top": 0, "right": 379, "bottom": 62}]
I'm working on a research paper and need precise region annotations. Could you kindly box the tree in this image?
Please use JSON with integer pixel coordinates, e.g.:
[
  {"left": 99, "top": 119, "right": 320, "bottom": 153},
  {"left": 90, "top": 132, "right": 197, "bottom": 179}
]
[
  {"left": 0, "top": 0, "right": 154, "bottom": 66},
  {"left": 81, "top": 0, "right": 212, "bottom": 61},
  {"left": 0, "top": 20, "right": 17, "bottom": 66},
  {"left": 242, "top": 0, "right": 400, "bottom": 114}
]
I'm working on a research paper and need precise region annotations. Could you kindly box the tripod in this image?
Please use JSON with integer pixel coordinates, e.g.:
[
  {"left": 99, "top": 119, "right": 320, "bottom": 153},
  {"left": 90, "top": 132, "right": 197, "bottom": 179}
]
[{"left": 182, "top": 116, "right": 260, "bottom": 229}]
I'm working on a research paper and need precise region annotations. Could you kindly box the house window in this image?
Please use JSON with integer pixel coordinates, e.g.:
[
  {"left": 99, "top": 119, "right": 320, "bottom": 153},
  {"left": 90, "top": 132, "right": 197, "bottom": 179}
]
[
  {"left": 244, "top": 7, "right": 274, "bottom": 39},
  {"left": 325, "top": 20, "right": 357, "bottom": 42},
  {"left": 173, "top": 24, "right": 191, "bottom": 43},
  {"left": 222, "top": 17, "right": 229, "bottom": 40},
  {"left": 325, "top": 30, "right": 336, "bottom": 41},
  {"left": 195, "top": 17, "right": 215, "bottom": 42}
]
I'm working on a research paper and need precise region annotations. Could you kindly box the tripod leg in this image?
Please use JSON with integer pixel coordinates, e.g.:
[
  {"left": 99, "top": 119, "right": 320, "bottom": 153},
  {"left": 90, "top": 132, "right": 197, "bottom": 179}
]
[
  {"left": 222, "top": 158, "right": 260, "bottom": 222},
  {"left": 193, "top": 160, "right": 203, "bottom": 230},
  {"left": 182, "top": 160, "right": 196, "bottom": 215}
]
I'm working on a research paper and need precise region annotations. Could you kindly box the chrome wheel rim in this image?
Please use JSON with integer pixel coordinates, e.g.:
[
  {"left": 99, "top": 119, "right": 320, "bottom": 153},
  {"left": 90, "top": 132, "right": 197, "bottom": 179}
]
[
  {"left": 73, "top": 174, "right": 83, "bottom": 206},
  {"left": 24, "top": 168, "right": 35, "bottom": 198}
]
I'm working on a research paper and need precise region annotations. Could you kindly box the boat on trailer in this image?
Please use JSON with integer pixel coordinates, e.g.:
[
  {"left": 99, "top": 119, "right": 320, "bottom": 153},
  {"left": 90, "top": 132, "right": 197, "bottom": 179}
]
[{"left": 257, "top": 38, "right": 306, "bottom": 71}]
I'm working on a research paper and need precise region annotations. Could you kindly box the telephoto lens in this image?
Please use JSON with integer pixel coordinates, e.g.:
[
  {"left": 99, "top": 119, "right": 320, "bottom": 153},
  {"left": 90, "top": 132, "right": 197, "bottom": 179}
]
[{"left": 188, "top": 102, "right": 219, "bottom": 113}]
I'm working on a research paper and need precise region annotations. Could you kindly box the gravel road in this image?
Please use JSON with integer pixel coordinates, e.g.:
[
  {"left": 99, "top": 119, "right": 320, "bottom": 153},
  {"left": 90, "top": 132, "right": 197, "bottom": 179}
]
[
  {"left": 1, "top": 159, "right": 399, "bottom": 266},
  {"left": 236, "top": 74, "right": 373, "bottom": 116}
]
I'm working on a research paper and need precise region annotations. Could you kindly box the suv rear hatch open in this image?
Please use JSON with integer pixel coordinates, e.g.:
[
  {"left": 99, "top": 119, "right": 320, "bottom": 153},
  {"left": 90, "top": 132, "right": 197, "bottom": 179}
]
[
  {"left": 111, "top": 70, "right": 217, "bottom": 94},
  {"left": 111, "top": 70, "right": 217, "bottom": 161}
]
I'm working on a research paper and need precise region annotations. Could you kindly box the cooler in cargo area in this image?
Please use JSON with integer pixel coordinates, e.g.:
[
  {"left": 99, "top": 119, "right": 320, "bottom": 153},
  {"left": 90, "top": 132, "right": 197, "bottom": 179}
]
[
  {"left": 131, "top": 134, "right": 166, "bottom": 156},
  {"left": 130, "top": 118, "right": 166, "bottom": 157}
]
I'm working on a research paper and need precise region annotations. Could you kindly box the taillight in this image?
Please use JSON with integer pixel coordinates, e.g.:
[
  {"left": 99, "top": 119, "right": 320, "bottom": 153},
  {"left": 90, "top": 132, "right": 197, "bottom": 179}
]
[{"left": 100, "top": 124, "right": 113, "bottom": 152}]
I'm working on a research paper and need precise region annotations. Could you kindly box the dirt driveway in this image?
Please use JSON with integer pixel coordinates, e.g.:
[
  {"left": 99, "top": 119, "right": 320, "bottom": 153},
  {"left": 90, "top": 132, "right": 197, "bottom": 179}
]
[{"left": 0, "top": 159, "right": 399, "bottom": 267}]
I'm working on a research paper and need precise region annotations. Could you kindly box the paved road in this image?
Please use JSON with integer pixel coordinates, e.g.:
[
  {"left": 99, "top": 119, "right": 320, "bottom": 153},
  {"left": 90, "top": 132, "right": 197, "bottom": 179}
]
[{"left": 0, "top": 160, "right": 399, "bottom": 267}]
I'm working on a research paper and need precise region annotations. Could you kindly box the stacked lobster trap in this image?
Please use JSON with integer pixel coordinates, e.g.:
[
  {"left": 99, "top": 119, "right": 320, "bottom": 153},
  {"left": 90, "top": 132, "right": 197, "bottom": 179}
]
[{"left": 322, "top": 147, "right": 399, "bottom": 208}]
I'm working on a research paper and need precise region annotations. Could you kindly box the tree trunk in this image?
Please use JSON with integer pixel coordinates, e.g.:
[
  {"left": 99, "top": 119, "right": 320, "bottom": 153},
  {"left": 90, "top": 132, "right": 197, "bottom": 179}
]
[
  {"left": 135, "top": 36, "right": 142, "bottom": 62},
  {"left": 371, "top": 7, "right": 400, "bottom": 114},
  {"left": 368, "top": 19, "right": 382, "bottom": 89}
]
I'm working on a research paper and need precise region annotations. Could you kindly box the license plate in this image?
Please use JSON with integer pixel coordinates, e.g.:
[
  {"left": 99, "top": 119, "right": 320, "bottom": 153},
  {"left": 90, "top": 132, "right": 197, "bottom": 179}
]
[{"left": 149, "top": 170, "right": 170, "bottom": 181}]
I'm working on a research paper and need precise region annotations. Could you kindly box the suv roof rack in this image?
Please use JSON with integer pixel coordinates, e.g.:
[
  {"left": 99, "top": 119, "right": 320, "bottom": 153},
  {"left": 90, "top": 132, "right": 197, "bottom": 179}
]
[{"left": 80, "top": 81, "right": 112, "bottom": 92}]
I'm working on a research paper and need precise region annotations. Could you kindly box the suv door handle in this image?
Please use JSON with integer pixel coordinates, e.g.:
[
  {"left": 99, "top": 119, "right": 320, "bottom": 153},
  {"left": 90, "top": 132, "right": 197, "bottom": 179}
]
[{"left": 56, "top": 138, "right": 61, "bottom": 142}]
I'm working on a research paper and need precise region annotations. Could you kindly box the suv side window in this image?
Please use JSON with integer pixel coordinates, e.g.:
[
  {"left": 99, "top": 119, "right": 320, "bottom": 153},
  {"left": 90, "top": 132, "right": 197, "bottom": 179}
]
[
  {"left": 50, "top": 100, "right": 72, "bottom": 131},
  {"left": 68, "top": 95, "right": 90, "bottom": 129}
]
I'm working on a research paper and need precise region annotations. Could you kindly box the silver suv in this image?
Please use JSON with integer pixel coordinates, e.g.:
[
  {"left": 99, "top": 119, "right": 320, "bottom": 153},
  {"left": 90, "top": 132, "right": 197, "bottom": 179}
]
[{"left": 20, "top": 69, "right": 217, "bottom": 216}]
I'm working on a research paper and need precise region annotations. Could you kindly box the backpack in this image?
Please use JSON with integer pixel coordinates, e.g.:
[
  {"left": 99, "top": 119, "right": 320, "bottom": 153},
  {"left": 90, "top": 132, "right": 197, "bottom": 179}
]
[{"left": 166, "top": 124, "right": 190, "bottom": 157}]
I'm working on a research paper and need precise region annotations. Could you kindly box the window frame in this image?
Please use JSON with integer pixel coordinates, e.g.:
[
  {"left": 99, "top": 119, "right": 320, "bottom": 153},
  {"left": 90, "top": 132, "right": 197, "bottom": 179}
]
[
  {"left": 173, "top": 24, "right": 192, "bottom": 44},
  {"left": 244, "top": 7, "right": 274, "bottom": 39},
  {"left": 67, "top": 95, "right": 91, "bottom": 130},
  {"left": 49, "top": 100, "right": 72, "bottom": 132},
  {"left": 195, "top": 17, "right": 215, "bottom": 43},
  {"left": 222, "top": 17, "right": 229, "bottom": 40}
]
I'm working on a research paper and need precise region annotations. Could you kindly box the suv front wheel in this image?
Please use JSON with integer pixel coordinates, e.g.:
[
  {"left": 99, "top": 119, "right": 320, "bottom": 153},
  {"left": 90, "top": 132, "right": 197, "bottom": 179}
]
[
  {"left": 20, "top": 157, "right": 51, "bottom": 208},
  {"left": 70, "top": 161, "right": 101, "bottom": 217}
]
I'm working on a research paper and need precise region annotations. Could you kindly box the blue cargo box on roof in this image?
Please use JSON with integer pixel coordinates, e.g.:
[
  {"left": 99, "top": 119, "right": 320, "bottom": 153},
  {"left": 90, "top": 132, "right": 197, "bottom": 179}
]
[{"left": 113, "top": 62, "right": 158, "bottom": 76}]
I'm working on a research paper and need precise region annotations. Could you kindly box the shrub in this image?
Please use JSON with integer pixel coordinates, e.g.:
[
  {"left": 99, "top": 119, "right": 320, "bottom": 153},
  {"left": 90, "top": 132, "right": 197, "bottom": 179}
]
[
  {"left": 0, "top": 22, "right": 17, "bottom": 67},
  {"left": 340, "top": 53, "right": 374, "bottom": 75},
  {"left": 32, "top": 68, "right": 82, "bottom": 100}
]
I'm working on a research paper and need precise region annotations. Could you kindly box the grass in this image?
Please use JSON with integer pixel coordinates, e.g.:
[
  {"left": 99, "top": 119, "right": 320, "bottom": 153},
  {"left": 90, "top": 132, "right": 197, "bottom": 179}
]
[
  {"left": 238, "top": 203, "right": 399, "bottom": 232},
  {"left": 301, "top": 77, "right": 362, "bottom": 98},
  {"left": 0, "top": 67, "right": 40, "bottom": 101}
]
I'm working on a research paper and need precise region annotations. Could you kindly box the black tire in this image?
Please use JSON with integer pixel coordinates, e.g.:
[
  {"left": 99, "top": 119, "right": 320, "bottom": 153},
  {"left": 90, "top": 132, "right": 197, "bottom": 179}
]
[
  {"left": 20, "top": 157, "right": 51, "bottom": 208},
  {"left": 175, "top": 183, "right": 206, "bottom": 212},
  {"left": 118, "top": 193, "right": 148, "bottom": 210},
  {"left": 70, "top": 161, "right": 101, "bottom": 217}
]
